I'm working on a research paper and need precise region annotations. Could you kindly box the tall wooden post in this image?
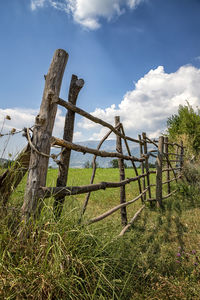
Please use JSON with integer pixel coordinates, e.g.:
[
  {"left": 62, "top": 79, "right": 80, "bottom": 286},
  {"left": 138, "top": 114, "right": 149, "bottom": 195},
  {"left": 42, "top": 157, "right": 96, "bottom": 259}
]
[
  {"left": 115, "top": 116, "right": 127, "bottom": 226},
  {"left": 142, "top": 132, "right": 152, "bottom": 200},
  {"left": 138, "top": 134, "right": 146, "bottom": 201},
  {"left": 22, "top": 49, "right": 68, "bottom": 222},
  {"left": 54, "top": 75, "right": 84, "bottom": 218},
  {"left": 164, "top": 137, "right": 170, "bottom": 194},
  {"left": 156, "top": 136, "right": 164, "bottom": 208},
  {"left": 180, "top": 140, "right": 184, "bottom": 174}
]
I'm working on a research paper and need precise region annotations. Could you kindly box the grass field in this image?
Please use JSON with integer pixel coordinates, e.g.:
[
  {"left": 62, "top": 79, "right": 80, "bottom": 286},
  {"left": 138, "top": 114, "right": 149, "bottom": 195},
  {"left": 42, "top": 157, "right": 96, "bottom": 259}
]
[{"left": 1, "top": 166, "right": 200, "bottom": 299}]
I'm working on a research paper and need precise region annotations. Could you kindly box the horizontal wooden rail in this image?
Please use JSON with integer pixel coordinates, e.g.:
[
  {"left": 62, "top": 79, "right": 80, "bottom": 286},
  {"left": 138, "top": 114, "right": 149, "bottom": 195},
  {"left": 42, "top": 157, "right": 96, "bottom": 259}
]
[
  {"left": 167, "top": 152, "right": 185, "bottom": 157},
  {"left": 55, "top": 97, "right": 141, "bottom": 144},
  {"left": 163, "top": 159, "right": 180, "bottom": 163},
  {"left": 162, "top": 189, "right": 177, "bottom": 200},
  {"left": 149, "top": 184, "right": 156, "bottom": 187},
  {"left": 51, "top": 137, "right": 144, "bottom": 162},
  {"left": 41, "top": 173, "right": 150, "bottom": 198},
  {"left": 162, "top": 175, "right": 181, "bottom": 184},
  {"left": 119, "top": 205, "right": 145, "bottom": 236},
  {"left": 88, "top": 188, "right": 148, "bottom": 225},
  {"left": 149, "top": 170, "right": 156, "bottom": 174},
  {"left": 162, "top": 167, "right": 181, "bottom": 172},
  {"left": 164, "top": 142, "right": 185, "bottom": 148},
  {"left": 147, "top": 198, "right": 156, "bottom": 202}
]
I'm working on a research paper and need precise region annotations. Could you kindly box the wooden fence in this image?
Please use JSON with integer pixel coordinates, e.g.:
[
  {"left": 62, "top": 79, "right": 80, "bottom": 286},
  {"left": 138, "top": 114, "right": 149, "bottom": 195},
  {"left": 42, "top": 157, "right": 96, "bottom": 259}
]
[{"left": 0, "top": 49, "right": 184, "bottom": 235}]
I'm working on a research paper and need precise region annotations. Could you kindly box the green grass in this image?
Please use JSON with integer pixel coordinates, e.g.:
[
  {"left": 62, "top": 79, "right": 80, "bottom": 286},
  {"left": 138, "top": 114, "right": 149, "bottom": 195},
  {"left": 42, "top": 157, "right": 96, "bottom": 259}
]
[{"left": 1, "top": 167, "right": 200, "bottom": 299}]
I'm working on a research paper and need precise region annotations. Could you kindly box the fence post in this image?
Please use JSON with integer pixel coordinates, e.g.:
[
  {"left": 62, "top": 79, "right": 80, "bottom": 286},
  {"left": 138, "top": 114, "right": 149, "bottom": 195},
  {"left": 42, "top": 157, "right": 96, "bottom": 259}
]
[
  {"left": 21, "top": 49, "right": 68, "bottom": 223},
  {"left": 54, "top": 75, "right": 84, "bottom": 218},
  {"left": 138, "top": 134, "right": 146, "bottom": 201},
  {"left": 142, "top": 132, "right": 152, "bottom": 201},
  {"left": 180, "top": 140, "right": 184, "bottom": 172},
  {"left": 164, "top": 137, "right": 170, "bottom": 194},
  {"left": 156, "top": 136, "right": 164, "bottom": 208},
  {"left": 115, "top": 116, "right": 127, "bottom": 226}
]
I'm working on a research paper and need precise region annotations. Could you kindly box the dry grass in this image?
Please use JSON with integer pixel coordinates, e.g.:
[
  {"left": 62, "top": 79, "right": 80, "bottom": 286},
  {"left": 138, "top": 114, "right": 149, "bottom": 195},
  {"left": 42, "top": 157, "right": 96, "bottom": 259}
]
[{"left": 1, "top": 166, "right": 200, "bottom": 299}]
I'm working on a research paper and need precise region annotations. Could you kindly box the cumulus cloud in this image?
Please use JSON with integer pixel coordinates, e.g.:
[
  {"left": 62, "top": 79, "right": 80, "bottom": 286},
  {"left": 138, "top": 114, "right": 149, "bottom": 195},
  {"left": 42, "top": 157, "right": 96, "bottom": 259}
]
[
  {"left": 78, "top": 65, "right": 200, "bottom": 140},
  {"left": 30, "top": 0, "right": 144, "bottom": 29},
  {"left": 2, "top": 64, "right": 200, "bottom": 157}
]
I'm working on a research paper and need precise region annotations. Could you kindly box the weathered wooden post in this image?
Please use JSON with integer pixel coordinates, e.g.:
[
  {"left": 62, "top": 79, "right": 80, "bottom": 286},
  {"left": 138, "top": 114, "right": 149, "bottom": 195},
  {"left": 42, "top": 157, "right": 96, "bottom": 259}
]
[
  {"left": 164, "top": 137, "right": 170, "bottom": 195},
  {"left": 180, "top": 141, "right": 184, "bottom": 171},
  {"left": 156, "top": 136, "right": 164, "bottom": 208},
  {"left": 138, "top": 134, "right": 146, "bottom": 200},
  {"left": 54, "top": 74, "right": 84, "bottom": 218},
  {"left": 21, "top": 49, "right": 68, "bottom": 222},
  {"left": 115, "top": 116, "right": 127, "bottom": 226},
  {"left": 142, "top": 132, "right": 152, "bottom": 201}
]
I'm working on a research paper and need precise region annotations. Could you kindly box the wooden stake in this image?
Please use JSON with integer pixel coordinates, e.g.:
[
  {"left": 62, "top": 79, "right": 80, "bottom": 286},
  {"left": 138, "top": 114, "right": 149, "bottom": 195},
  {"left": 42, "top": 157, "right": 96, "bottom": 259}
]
[
  {"left": 139, "top": 134, "right": 146, "bottom": 201},
  {"left": 21, "top": 49, "right": 68, "bottom": 222},
  {"left": 115, "top": 116, "right": 127, "bottom": 226},
  {"left": 156, "top": 136, "right": 164, "bottom": 208},
  {"left": 54, "top": 75, "right": 84, "bottom": 218},
  {"left": 142, "top": 133, "right": 152, "bottom": 200},
  {"left": 180, "top": 140, "right": 184, "bottom": 171},
  {"left": 164, "top": 137, "right": 170, "bottom": 194}
]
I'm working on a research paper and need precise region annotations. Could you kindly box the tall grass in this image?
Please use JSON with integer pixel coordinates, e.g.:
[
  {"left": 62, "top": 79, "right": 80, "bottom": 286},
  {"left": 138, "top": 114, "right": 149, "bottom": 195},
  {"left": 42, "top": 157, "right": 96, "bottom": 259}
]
[{"left": 1, "top": 167, "right": 200, "bottom": 299}]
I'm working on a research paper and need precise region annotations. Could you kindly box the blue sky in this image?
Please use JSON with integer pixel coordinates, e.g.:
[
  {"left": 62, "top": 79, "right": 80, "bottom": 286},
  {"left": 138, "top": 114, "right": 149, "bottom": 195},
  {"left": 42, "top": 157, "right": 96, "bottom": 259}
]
[{"left": 1, "top": 0, "right": 200, "bottom": 157}]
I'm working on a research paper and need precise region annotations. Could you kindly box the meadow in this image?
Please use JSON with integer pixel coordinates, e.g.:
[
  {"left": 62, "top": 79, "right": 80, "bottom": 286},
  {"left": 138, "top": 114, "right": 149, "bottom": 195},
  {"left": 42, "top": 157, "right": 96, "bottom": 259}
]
[{"left": 1, "top": 166, "right": 200, "bottom": 299}]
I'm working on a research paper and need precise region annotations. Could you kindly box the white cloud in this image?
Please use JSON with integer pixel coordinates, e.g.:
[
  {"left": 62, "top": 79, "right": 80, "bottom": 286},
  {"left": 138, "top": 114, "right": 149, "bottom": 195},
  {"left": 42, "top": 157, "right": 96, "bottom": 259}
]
[
  {"left": 30, "top": 0, "right": 144, "bottom": 29},
  {"left": 0, "top": 108, "right": 37, "bottom": 158},
  {"left": 73, "top": 131, "right": 83, "bottom": 140},
  {"left": 31, "top": 0, "right": 46, "bottom": 10},
  {"left": 78, "top": 65, "right": 200, "bottom": 140},
  {"left": 2, "top": 64, "right": 200, "bottom": 157},
  {"left": 0, "top": 107, "right": 70, "bottom": 158}
]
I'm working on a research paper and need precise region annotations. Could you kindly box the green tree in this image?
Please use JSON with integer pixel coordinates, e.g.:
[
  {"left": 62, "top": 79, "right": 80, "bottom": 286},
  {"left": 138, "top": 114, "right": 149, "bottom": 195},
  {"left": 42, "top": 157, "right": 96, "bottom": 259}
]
[
  {"left": 83, "top": 160, "right": 99, "bottom": 168},
  {"left": 110, "top": 159, "right": 128, "bottom": 168},
  {"left": 110, "top": 159, "right": 118, "bottom": 168},
  {"left": 167, "top": 102, "right": 200, "bottom": 157}
]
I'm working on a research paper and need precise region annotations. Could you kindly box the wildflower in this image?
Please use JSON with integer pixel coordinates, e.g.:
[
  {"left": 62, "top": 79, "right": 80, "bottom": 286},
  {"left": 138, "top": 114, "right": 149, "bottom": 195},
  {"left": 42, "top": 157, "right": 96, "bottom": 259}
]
[
  {"left": 5, "top": 115, "right": 11, "bottom": 120},
  {"left": 176, "top": 260, "right": 181, "bottom": 263},
  {"left": 192, "top": 250, "right": 196, "bottom": 254},
  {"left": 177, "top": 253, "right": 181, "bottom": 257},
  {"left": 194, "top": 262, "right": 198, "bottom": 266}
]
